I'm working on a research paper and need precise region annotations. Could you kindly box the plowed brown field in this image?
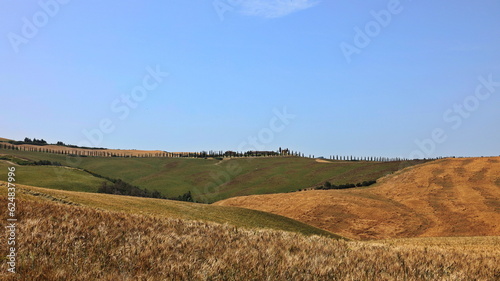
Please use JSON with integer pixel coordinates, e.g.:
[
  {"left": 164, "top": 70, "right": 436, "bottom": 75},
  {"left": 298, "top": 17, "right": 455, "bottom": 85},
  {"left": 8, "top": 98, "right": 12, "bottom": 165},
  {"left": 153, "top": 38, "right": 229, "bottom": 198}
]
[{"left": 215, "top": 157, "right": 500, "bottom": 240}]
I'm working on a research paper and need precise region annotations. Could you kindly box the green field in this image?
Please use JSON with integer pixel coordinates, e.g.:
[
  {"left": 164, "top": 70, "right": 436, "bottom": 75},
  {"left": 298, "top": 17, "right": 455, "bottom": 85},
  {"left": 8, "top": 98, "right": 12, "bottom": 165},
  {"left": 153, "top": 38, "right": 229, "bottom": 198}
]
[
  {"left": 7, "top": 183, "right": 341, "bottom": 239},
  {"left": 0, "top": 148, "right": 425, "bottom": 202},
  {"left": 0, "top": 161, "right": 112, "bottom": 192}
]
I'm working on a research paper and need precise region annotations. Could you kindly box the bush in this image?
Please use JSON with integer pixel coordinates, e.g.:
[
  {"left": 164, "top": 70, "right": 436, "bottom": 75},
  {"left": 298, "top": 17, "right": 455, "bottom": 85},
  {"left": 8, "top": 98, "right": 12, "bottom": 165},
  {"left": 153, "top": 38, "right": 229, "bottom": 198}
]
[
  {"left": 314, "top": 180, "right": 376, "bottom": 190},
  {"left": 18, "top": 160, "right": 62, "bottom": 166},
  {"left": 97, "top": 180, "right": 166, "bottom": 199},
  {"left": 173, "top": 191, "right": 194, "bottom": 202}
]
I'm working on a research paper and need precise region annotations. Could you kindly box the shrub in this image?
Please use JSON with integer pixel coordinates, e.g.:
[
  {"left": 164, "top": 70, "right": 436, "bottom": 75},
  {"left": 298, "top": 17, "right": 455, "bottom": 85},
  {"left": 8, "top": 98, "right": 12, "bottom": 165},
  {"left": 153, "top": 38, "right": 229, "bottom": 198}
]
[{"left": 314, "top": 180, "right": 376, "bottom": 190}]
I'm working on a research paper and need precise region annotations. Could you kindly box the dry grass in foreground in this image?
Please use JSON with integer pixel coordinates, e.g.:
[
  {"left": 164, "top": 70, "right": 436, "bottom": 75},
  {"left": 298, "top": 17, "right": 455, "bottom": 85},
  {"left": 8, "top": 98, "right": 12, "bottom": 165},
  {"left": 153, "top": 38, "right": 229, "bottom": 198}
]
[{"left": 0, "top": 197, "right": 499, "bottom": 280}]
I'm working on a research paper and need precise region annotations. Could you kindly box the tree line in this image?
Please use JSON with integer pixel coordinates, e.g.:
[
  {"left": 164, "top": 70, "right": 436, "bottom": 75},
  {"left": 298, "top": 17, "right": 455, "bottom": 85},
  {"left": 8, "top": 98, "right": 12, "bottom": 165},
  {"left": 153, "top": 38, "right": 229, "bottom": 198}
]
[
  {"left": 7, "top": 137, "right": 49, "bottom": 146},
  {"left": 97, "top": 180, "right": 165, "bottom": 199},
  {"left": 326, "top": 155, "right": 448, "bottom": 162},
  {"left": 0, "top": 138, "right": 450, "bottom": 161},
  {"left": 5, "top": 137, "right": 107, "bottom": 150},
  {"left": 174, "top": 148, "right": 302, "bottom": 159},
  {"left": 319, "top": 180, "right": 377, "bottom": 190},
  {"left": 297, "top": 180, "right": 377, "bottom": 191},
  {"left": 328, "top": 155, "right": 408, "bottom": 162},
  {"left": 22, "top": 160, "right": 62, "bottom": 166},
  {"left": 97, "top": 180, "right": 195, "bottom": 203}
]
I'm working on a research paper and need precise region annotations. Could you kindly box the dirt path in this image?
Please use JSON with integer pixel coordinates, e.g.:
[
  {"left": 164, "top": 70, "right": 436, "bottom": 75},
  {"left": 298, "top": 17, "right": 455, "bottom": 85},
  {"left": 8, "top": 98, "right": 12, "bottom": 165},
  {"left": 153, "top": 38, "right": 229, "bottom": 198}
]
[
  {"left": 214, "top": 158, "right": 233, "bottom": 166},
  {"left": 0, "top": 159, "right": 18, "bottom": 166},
  {"left": 315, "top": 159, "right": 334, "bottom": 163}
]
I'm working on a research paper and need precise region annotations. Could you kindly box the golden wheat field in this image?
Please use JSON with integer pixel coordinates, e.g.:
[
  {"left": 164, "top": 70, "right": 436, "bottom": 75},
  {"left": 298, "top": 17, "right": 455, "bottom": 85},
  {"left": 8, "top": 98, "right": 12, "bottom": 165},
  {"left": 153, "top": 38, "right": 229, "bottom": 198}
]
[
  {"left": 215, "top": 157, "right": 500, "bottom": 240},
  {"left": 0, "top": 195, "right": 499, "bottom": 281}
]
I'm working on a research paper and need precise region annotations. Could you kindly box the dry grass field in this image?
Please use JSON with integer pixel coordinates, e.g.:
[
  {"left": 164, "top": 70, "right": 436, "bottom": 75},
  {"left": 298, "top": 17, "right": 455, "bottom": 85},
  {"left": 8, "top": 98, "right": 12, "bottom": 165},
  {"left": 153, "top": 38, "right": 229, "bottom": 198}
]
[
  {"left": 0, "top": 182, "right": 339, "bottom": 239},
  {"left": 215, "top": 157, "right": 500, "bottom": 240},
  {"left": 0, "top": 195, "right": 498, "bottom": 280}
]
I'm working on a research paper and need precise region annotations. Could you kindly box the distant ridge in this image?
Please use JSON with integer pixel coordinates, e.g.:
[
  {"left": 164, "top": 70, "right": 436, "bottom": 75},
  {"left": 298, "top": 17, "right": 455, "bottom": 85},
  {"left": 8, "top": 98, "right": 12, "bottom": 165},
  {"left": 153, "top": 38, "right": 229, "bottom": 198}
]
[
  {"left": 0, "top": 137, "right": 425, "bottom": 162},
  {"left": 0, "top": 142, "right": 169, "bottom": 157}
]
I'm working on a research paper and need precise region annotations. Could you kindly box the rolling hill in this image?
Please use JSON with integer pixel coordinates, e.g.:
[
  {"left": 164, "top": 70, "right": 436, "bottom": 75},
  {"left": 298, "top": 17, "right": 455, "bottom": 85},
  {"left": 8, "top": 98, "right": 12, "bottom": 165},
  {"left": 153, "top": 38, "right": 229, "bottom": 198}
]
[
  {"left": 1, "top": 142, "right": 498, "bottom": 279},
  {"left": 1, "top": 185, "right": 498, "bottom": 280},
  {"left": 215, "top": 157, "right": 500, "bottom": 240},
  {"left": 0, "top": 182, "right": 339, "bottom": 239},
  {"left": 0, "top": 161, "right": 112, "bottom": 192},
  {"left": 0, "top": 147, "right": 426, "bottom": 202}
]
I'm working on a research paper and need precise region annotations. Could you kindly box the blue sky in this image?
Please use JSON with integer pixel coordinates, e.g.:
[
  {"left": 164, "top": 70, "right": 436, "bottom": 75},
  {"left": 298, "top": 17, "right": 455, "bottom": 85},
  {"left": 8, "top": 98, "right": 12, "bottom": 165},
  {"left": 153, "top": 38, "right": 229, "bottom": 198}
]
[{"left": 1, "top": 0, "right": 499, "bottom": 158}]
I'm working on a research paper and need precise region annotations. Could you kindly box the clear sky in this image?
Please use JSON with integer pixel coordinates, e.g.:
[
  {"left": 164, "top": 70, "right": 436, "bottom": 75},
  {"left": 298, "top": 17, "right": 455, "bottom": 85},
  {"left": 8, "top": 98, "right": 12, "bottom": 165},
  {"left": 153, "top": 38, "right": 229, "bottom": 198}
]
[{"left": 1, "top": 0, "right": 499, "bottom": 158}]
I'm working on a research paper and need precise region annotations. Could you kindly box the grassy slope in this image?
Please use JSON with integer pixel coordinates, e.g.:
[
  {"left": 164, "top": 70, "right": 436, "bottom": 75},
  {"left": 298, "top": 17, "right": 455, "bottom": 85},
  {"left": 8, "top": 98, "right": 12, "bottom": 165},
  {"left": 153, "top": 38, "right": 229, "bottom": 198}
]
[
  {"left": 2, "top": 182, "right": 340, "bottom": 239},
  {"left": 0, "top": 148, "right": 425, "bottom": 202},
  {"left": 0, "top": 161, "right": 112, "bottom": 192},
  {"left": 1, "top": 194, "right": 498, "bottom": 280},
  {"left": 215, "top": 157, "right": 500, "bottom": 240}
]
